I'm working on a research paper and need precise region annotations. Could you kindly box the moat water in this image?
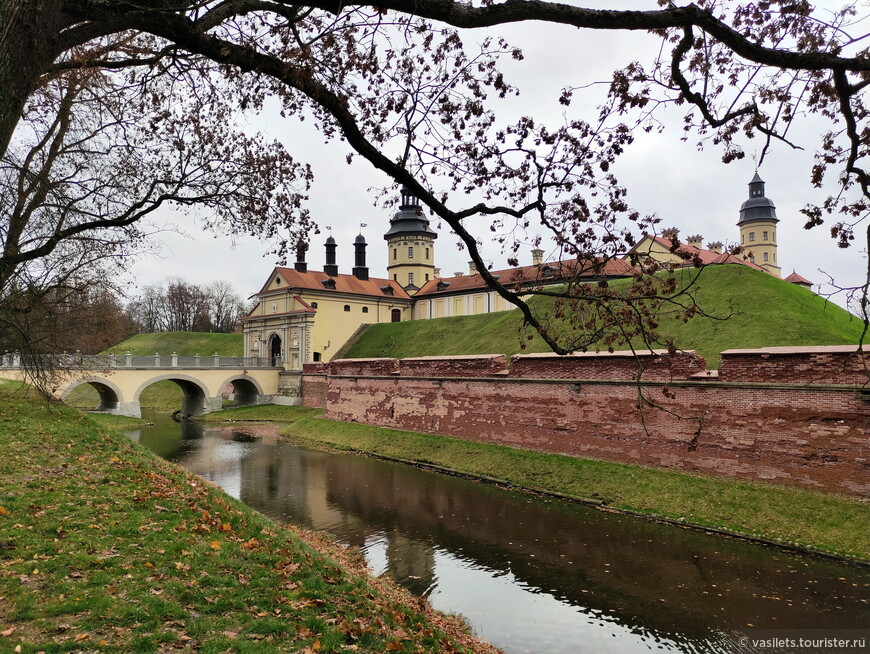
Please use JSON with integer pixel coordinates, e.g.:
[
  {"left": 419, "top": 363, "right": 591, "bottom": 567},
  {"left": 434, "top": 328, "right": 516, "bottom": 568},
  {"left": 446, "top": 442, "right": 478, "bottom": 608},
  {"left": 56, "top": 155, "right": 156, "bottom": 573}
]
[{"left": 127, "top": 411, "right": 869, "bottom": 654}]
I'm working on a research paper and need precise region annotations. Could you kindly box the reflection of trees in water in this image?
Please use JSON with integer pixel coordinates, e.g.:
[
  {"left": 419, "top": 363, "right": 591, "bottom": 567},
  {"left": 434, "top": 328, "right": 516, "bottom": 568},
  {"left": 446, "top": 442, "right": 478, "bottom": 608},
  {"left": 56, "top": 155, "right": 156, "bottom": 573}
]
[{"left": 149, "top": 424, "right": 870, "bottom": 645}]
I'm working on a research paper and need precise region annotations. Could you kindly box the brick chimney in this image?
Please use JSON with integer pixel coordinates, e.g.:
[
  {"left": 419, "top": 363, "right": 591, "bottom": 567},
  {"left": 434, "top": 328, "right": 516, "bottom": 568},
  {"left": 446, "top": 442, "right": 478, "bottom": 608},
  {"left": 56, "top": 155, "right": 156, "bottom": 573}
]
[
  {"left": 352, "top": 234, "right": 369, "bottom": 280},
  {"left": 294, "top": 240, "right": 308, "bottom": 272},
  {"left": 323, "top": 236, "right": 338, "bottom": 276},
  {"left": 661, "top": 227, "right": 680, "bottom": 242}
]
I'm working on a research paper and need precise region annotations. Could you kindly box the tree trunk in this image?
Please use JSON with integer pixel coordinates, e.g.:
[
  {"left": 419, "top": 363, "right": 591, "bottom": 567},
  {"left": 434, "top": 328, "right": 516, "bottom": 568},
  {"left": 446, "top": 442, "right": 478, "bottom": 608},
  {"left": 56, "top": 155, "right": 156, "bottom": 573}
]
[{"left": 0, "top": 0, "right": 65, "bottom": 158}]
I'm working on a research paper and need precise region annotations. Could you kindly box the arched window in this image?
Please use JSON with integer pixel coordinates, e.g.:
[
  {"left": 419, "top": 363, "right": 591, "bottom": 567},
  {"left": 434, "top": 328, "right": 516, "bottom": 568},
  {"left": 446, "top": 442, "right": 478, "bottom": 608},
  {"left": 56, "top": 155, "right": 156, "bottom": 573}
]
[
  {"left": 344, "top": 305, "right": 351, "bottom": 312},
  {"left": 310, "top": 301, "right": 318, "bottom": 309},
  {"left": 362, "top": 306, "right": 369, "bottom": 313}
]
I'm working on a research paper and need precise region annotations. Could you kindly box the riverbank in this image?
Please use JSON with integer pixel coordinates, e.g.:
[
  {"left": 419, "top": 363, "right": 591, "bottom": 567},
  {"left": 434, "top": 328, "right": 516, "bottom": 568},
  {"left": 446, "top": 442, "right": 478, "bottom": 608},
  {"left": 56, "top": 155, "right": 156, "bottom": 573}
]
[
  {"left": 203, "top": 405, "right": 869, "bottom": 562},
  {"left": 0, "top": 382, "right": 498, "bottom": 653}
]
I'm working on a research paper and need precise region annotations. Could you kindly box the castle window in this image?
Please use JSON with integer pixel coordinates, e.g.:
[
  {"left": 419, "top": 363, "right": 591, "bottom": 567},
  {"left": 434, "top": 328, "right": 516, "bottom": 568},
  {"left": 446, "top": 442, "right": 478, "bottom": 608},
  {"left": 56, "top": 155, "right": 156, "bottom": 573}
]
[
  {"left": 408, "top": 246, "right": 414, "bottom": 259},
  {"left": 344, "top": 305, "right": 350, "bottom": 312},
  {"left": 310, "top": 302, "right": 318, "bottom": 309},
  {"left": 749, "top": 232, "right": 755, "bottom": 242},
  {"left": 313, "top": 352, "right": 321, "bottom": 362},
  {"left": 408, "top": 272, "right": 415, "bottom": 286},
  {"left": 393, "top": 248, "right": 397, "bottom": 260},
  {"left": 362, "top": 306, "right": 369, "bottom": 313},
  {"left": 272, "top": 303, "right": 278, "bottom": 313},
  {"left": 275, "top": 277, "right": 281, "bottom": 285},
  {"left": 763, "top": 231, "right": 768, "bottom": 240},
  {"left": 425, "top": 248, "right": 429, "bottom": 259},
  {"left": 763, "top": 252, "right": 769, "bottom": 262},
  {"left": 425, "top": 273, "right": 429, "bottom": 281},
  {"left": 393, "top": 274, "right": 397, "bottom": 281}
]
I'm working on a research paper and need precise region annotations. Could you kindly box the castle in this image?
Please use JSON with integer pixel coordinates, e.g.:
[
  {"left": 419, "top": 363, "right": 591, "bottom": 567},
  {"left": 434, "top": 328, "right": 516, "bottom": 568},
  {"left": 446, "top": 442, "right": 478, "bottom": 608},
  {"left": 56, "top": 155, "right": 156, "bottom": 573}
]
[{"left": 241, "top": 175, "right": 810, "bottom": 368}]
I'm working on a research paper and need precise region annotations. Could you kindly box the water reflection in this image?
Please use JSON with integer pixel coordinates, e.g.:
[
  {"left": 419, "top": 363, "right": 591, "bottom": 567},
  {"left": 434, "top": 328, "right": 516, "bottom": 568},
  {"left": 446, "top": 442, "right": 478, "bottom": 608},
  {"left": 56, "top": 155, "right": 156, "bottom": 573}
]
[{"left": 127, "top": 415, "right": 870, "bottom": 654}]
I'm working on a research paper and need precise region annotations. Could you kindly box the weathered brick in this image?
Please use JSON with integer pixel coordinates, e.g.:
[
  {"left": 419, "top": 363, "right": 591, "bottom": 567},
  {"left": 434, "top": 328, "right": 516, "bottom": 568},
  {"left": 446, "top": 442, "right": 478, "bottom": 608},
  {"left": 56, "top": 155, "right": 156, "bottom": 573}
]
[{"left": 302, "top": 349, "right": 869, "bottom": 495}]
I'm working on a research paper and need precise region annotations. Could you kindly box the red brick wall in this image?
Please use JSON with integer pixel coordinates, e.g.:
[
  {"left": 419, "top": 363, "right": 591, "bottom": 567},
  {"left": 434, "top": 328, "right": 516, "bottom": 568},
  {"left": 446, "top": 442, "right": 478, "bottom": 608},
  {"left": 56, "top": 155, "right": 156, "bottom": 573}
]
[
  {"left": 719, "top": 346, "right": 867, "bottom": 384},
  {"left": 399, "top": 355, "right": 508, "bottom": 378},
  {"left": 508, "top": 351, "right": 707, "bottom": 381},
  {"left": 328, "top": 358, "right": 400, "bottom": 377},
  {"left": 301, "top": 373, "right": 327, "bottom": 408},
  {"left": 303, "top": 347, "right": 869, "bottom": 495}
]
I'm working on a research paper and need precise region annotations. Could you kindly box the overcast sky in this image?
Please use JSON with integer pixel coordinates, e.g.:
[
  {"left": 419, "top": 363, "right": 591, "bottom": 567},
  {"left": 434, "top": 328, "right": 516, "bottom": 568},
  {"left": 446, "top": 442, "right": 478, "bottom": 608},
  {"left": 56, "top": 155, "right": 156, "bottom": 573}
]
[{"left": 124, "top": 2, "right": 866, "bottom": 314}]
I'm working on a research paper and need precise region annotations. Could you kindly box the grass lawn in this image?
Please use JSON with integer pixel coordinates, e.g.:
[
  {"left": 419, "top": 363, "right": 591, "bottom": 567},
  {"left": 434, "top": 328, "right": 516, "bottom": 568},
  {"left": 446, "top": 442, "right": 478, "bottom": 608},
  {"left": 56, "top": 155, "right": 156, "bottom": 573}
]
[
  {"left": 204, "top": 405, "right": 869, "bottom": 562},
  {"left": 0, "top": 382, "right": 495, "bottom": 653},
  {"left": 105, "top": 332, "right": 244, "bottom": 357}
]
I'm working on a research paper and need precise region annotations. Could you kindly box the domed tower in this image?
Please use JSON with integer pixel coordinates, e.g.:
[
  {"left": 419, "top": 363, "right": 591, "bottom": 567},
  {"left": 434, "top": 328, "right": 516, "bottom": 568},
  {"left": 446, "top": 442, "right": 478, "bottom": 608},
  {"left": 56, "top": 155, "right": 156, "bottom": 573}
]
[
  {"left": 384, "top": 189, "right": 437, "bottom": 292},
  {"left": 738, "top": 173, "right": 781, "bottom": 277}
]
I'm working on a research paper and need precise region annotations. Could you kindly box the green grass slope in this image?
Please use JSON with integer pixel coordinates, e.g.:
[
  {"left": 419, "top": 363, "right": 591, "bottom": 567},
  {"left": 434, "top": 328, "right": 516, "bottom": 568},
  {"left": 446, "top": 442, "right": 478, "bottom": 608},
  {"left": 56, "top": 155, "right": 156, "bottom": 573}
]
[
  {"left": 105, "top": 331, "right": 243, "bottom": 356},
  {"left": 345, "top": 265, "right": 864, "bottom": 367}
]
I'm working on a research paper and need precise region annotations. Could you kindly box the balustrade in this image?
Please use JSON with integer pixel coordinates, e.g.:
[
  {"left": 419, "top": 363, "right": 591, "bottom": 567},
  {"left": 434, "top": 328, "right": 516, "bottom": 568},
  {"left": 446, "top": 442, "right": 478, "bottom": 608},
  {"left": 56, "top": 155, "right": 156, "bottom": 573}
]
[{"left": 0, "top": 352, "right": 272, "bottom": 369}]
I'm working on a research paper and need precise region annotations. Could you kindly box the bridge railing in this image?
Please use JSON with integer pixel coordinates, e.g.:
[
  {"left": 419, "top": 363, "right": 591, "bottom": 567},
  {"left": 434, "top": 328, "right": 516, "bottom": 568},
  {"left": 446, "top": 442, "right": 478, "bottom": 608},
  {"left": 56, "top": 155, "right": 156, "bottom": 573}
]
[{"left": 0, "top": 352, "right": 275, "bottom": 370}]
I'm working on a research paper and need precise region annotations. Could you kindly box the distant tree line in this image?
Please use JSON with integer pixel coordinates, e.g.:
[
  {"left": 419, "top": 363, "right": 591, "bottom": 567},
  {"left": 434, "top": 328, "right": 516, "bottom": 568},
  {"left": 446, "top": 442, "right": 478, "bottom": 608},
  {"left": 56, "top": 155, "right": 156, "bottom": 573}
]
[
  {"left": 127, "top": 279, "right": 251, "bottom": 335},
  {"left": 1, "top": 278, "right": 250, "bottom": 356}
]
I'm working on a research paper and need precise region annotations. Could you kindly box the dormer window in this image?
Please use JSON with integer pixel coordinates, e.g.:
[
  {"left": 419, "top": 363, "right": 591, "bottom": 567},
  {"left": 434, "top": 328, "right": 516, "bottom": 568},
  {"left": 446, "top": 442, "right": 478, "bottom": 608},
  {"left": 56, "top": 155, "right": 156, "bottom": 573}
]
[
  {"left": 321, "top": 278, "right": 336, "bottom": 289},
  {"left": 436, "top": 281, "right": 451, "bottom": 291},
  {"left": 380, "top": 285, "right": 395, "bottom": 296},
  {"left": 540, "top": 265, "right": 555, "bottom": 278}
]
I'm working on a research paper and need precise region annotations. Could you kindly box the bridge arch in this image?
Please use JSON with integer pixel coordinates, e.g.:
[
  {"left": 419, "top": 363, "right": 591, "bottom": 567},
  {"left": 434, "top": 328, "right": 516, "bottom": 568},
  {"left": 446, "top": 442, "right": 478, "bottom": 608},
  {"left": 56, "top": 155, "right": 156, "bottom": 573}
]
[
  {"left": 219, "top": 374, "right": 266, "bottom": 407},
  {"left": 60, "top": 376, "right": 125, "bottom": 413},
  {"left": 133, "top": 374, "right": 216, "bottom": 417}
]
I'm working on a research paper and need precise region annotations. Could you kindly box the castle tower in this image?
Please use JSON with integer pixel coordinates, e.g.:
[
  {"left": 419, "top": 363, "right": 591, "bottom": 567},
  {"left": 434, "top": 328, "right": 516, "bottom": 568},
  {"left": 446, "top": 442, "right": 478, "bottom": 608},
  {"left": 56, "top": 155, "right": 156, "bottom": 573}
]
[
  {"left": 738, "top": 173, "right": 781, "bottom": 277},
  {"left": 384, "top": 188, "right": 437, "bottom": 292}
]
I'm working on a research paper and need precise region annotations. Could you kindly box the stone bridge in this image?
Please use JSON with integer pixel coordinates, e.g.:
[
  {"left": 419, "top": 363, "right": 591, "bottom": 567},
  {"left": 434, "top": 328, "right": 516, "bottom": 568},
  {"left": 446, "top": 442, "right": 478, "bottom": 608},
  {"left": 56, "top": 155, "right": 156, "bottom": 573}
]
[{"left": 0, "top": 352, "right": 293, "bottom": 418}]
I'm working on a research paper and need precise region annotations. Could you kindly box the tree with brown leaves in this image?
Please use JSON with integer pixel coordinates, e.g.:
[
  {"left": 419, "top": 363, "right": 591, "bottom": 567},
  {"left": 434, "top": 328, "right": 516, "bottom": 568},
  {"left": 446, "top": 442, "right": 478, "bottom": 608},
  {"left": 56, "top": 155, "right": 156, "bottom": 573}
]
[{"left": 1, "top": 0, "right": 867, "bottom": 363}]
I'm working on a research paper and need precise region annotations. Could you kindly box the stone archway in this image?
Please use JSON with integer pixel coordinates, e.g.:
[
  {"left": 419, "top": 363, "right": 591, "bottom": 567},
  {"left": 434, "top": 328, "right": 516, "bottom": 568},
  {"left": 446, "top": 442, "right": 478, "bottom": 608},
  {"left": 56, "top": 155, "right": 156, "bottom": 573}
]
[
  {"left": 61, "top": 377, "right": 124, "bottom": 413},
  {"left": 220, "top": 375, "right": 265, "bottom": 407},
  {"left": 134, "top": 375, "right": 215, "bottom": 417},
  {"left": 269, "top": 333, "right": 282, "bottom": 367}
]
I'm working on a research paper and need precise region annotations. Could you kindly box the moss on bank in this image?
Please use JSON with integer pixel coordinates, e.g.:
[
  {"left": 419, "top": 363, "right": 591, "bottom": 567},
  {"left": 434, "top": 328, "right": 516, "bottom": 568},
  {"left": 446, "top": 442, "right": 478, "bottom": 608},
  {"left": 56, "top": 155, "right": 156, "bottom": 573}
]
[
  {"left": 0, "top": 382, "right": 497, "bottom": 653},
  {"left": 205, "top": 405, "right": 869, "bottom": 562}
]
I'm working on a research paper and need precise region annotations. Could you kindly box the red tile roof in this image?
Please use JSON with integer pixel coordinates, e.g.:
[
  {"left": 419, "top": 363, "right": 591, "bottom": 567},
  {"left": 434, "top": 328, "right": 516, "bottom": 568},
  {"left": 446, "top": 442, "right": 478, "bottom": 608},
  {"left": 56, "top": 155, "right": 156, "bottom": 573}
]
[
  {"left": 259, "top": 267, "right": 412, "bottom": 299},
  {"left": 632, "top": 235, "right": 768, "bottom": 272},
  {"left": 415, "top": 257, "right": 635, "bottom": 296},
  {"left": 783, "top": 271, "right": 812, "bottom": 286}
]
